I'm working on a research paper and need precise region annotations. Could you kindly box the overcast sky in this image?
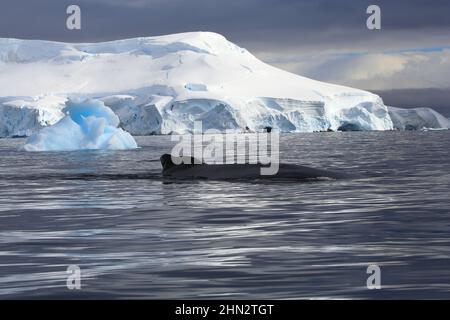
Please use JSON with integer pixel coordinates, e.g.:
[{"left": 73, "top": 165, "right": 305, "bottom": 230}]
[{"left": 1, "top": 0, "right": 449, "bottom": 113}]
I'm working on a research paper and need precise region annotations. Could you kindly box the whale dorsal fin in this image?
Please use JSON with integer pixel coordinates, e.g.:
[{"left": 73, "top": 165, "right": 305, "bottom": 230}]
[{"left": 160, "top": 154, "right": 203, "bottom": 170}]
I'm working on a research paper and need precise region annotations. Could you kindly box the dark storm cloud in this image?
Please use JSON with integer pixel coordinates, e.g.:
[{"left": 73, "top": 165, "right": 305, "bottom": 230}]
[
  {"left": 373, "top": 89, "right": 450, "bottom": 117},
  {"left": 1, "top": 0, "right": 450, "bottom": 44}
]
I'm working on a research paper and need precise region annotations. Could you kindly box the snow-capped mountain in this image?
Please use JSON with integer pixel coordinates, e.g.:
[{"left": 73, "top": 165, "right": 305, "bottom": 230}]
[{"left": 0, "top": 32, "right": 448, "bottom": 137}]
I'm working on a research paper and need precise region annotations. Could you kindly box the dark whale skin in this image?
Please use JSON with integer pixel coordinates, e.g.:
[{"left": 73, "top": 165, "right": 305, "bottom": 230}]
[{"left": 160, "top": 154, "right": 348, "bottom": 181}]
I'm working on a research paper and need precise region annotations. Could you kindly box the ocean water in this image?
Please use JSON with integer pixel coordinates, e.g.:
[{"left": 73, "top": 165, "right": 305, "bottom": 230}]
[{"left": 0, "top": 131, "right": 449, "bottom": 299}]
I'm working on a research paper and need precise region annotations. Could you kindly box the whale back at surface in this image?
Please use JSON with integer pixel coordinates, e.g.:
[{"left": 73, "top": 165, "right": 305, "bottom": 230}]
[{"left": 160, "top": 154, "right": 349, "bottom": 181}]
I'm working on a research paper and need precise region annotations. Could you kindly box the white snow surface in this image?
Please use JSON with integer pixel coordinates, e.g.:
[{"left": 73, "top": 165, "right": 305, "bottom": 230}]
[
  {"left": 0, "top": 32, "right": 448, "bottom": 137},
  {"left": 23, "top": 99, "right": 138, "bottom": 151}
]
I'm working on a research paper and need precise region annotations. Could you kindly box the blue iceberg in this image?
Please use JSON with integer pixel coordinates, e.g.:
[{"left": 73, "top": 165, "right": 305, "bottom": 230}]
[{"left": 23, "top": 99, "right": 138, "bottom": 151}]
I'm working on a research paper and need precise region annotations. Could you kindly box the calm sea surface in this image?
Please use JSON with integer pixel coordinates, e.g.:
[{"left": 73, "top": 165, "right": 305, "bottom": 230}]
[{"left": 0, "top": 131, "right": 449, "bottom": 299}]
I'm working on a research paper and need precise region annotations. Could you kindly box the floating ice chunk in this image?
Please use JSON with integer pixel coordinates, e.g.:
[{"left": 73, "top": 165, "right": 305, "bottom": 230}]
[
  {"left": 64, "top": 98, "right": 120, "bottom": 127},
  {"left": 388, "top": 106, "right": 450, "bottom": 130},
  {"left": 23, "top": 99, "right": 138, "bottom": 151}
]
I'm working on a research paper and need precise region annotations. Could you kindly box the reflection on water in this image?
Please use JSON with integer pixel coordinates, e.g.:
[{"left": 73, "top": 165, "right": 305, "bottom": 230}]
[{"left": 0, "top": 131, "right": 450, "bottom": 298}]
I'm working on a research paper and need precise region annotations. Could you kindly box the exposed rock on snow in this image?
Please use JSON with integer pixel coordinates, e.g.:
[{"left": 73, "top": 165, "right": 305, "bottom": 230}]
[{"left": 0, "top": 32, "right": 447, "bottom": 137}]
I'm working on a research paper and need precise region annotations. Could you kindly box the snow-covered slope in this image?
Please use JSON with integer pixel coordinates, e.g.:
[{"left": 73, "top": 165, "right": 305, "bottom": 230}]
[{"left": 0, "top": 32, "right": 447, "bottom": 137}]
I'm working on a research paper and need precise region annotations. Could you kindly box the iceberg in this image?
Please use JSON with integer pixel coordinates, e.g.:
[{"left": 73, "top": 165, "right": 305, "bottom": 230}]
[
  {"left": 388, "top": 106, "right": 450, "bottom": 130},
  {"left": 23, "top": 99, "right": 138, "bottom": 151},
  {"left": 0, "top": 32, "right": 448, "bottom": 136}
]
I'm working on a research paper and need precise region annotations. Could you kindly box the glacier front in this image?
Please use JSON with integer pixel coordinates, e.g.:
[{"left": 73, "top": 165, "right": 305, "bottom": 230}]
[{"left": 0, "top": 32, "right": 448, "bottom": 137}]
